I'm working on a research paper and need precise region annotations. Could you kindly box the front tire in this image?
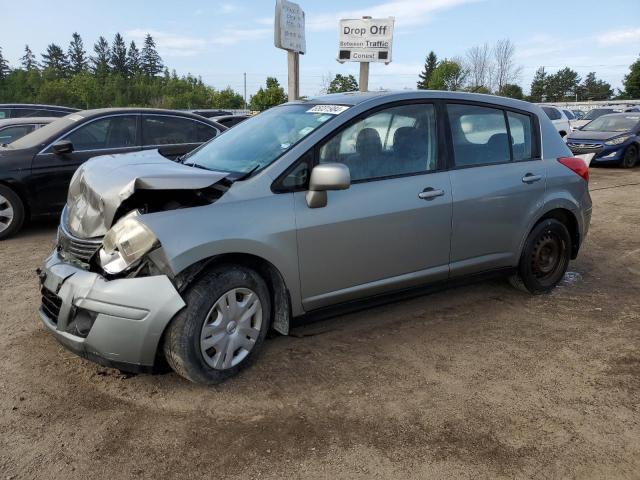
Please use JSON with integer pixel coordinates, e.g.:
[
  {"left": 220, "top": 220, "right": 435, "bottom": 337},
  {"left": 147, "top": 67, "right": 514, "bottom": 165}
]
[
  {"left": 0, "top": 185, "right": 25, "bottom": 241},
  {"left": 621, "top": 145, "right": 637, "bottom": 168},
  {"left": 163, "top": 265, "right": 271, "bottom": 384},
  {"left": 509, "top": 219, "right": 571, "bottom": 294}
]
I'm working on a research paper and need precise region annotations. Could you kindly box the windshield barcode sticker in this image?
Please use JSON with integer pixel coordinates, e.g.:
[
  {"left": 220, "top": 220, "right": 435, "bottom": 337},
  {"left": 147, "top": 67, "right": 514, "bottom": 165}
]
[{"left": 307, "top": 105, "right": 350, "bottom": 115}]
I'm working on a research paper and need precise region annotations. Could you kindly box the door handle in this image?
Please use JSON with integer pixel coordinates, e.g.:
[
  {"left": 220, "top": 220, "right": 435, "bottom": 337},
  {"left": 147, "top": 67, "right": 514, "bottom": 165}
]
[
  {"left": 418, "top": 187, "right": 445, "bottom": 200},
  {"left": 522, "top": 173, "right": 542, "bottom": 184}
]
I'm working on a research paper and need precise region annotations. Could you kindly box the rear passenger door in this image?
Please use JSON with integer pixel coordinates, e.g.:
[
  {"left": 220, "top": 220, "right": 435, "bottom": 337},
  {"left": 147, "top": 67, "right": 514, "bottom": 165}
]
[
  {"left": 141, "top": 114, "right": 218, "bottom": 159},
  {"left": 446, "top": 103, "right": 546, "bottom": 276}
]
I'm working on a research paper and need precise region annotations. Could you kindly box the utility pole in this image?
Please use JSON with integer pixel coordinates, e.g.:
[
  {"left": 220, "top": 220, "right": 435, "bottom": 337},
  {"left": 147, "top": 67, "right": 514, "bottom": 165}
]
[
  {"left": 243, "top": 72, "right": 247, "bottom": 109},
  {"left": 287, "top": 51, "right": 300, "bottom": 100}
]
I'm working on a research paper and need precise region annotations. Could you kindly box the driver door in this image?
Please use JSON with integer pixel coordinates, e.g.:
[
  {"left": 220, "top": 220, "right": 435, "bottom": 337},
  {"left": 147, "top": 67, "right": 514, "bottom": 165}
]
[{"left": 29, "top": 114, "right": 140, "bottom": 214}]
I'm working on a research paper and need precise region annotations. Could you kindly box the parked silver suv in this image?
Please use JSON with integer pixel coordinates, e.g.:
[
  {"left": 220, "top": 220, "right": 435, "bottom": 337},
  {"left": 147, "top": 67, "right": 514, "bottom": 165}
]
[{"left": 38, "top": 91, "right": 592, "bottom": 384}]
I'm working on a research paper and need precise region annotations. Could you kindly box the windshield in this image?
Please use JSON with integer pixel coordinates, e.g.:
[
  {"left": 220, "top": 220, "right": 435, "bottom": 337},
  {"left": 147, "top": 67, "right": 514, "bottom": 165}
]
[
  {"left": 8, "top": 114, "right": 84, "bottom": 149},
  {"left": 583, "top": 109, "right": 614, "bottom": 121},
  {"left": 182, "top": 104, "right": 347, "bottom": 173},
  {"left": 582, "top": 115, "right": 640, "bottom": 132}
]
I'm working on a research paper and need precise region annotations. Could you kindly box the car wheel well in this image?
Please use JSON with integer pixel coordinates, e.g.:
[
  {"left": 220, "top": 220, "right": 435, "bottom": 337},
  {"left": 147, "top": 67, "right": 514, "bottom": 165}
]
[
  {"left": 0, "top": 180, "right": 30, "bottom": 220},
  {"left": 174, "top": 253, "right": 292, "bottom": 335},
  {"left": 536, "top": 208, "right": 579, "bottom": 259}
]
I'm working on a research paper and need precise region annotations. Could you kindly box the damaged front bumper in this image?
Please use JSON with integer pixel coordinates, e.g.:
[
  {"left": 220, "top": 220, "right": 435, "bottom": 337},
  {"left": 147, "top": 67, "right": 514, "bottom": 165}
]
[{"left": 38, "top": 250, "right": 185, "bottom": 372}]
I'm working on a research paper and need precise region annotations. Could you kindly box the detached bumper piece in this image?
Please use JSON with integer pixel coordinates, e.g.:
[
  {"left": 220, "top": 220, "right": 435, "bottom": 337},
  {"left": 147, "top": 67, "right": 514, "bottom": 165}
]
[{"left": 38, "top": 251, "right": 186, "bottom": 372}]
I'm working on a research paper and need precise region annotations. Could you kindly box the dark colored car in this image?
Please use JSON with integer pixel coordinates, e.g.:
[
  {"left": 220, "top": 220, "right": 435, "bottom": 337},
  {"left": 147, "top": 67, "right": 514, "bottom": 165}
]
[
  {"left": 190, "top": 109, "right": 232, "bottom": 118},
  {"left": 567, "top": 113, "right": 640, "bottom": 168},
  {"left": 0, "top": 117, "right": 56, "bottom": 145},
  {"left": 0, "top": 104, "right": 79, "bottom": 119},
  {"left": 210, "top": 114, "right": 250, "bottom": 128},
  {"left": 0, "top": 108, "right": 225, "bottom": 239}
]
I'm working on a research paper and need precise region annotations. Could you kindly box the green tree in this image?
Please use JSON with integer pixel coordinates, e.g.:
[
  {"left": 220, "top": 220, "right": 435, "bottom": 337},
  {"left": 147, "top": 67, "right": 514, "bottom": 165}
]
[
  {"left": 545, "top": 67, "right": 580, "bottom": 102},
  {"left": 141, "top": 34, "right": 163, "bottom": 76},
  {"left": 91, "top": 36, "right": 111, "bottom": 76},
  {"left": 621, "top": 55, "right": 640, "bottom": 99},
  {"left": 212, "top": 87, "right": 245, "bottom": 108},
  {"left": 21, "top": 45, "right": 38, "bottom": 71},
  {"left": 579, "top": 72, "right": 612, "bottom": 101},
  {"left": 428, "top": 59, "right": 467, "bottom": 91},
  {"left": 327, "top": 73, "right": 358, "bottom": 93},
  {"left": 249, "top": 77, "right": 287, "bottom": 110},
  {"left": 111, "top": 33, "right": 128, "bottom": 76},
  {"left": 0, "top": 47, "right": 10, "bottom": 80},
  {"left": 68, "top": 33, "right": 88, "bottom": 74},
  {"left": 528, "top": 67, "right": 547, "bottom": 102},
  {"left": 127, "top": 41, "right": 141, "bottom": 76},
  {"left": 498, "top": 83, "right": 523, "bottom": 99},
  {"left": 417, "top": 51, "right": 437, "bottom": 89},
  {"left": 41, "top": 43, "right": 68, "bottom": 77}
]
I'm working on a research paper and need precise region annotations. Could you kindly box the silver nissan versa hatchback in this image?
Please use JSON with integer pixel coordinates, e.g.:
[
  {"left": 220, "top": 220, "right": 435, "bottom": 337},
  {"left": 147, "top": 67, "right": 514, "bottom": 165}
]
[{"left": 38, "top": 91, "right": 592, "bottom": 384}]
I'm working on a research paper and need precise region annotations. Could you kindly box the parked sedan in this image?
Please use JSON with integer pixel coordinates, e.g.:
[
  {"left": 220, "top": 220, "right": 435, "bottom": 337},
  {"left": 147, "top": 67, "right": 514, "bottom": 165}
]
[
  {"left": 0, "top": 117, "right": 56, "bottom": 145},
  {"left": 38, "top": 91, "right": 592, "bottom": 384},
  {"left": 210, "top": 114, "right": 250, "bottom": 128},
  {"left": 567, "top": 113, "right": 640, "bottom": 168},
  {"left": 541, "top": 106, "right": 571, "bottom": 138},
  {"left": 0, "top": 103, "right": 78, "bottom": 119},
  {"left": 0, "top": 108, "right": 224, "bottom": 239},
  {"left": 571, "top": 108, "right": 618, "bottom": 130}
]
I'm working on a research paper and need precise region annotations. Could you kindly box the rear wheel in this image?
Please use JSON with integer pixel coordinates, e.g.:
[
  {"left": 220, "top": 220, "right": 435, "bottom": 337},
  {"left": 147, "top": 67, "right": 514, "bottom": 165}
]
[
  {"left": 621, "top": 145, "right": 637, "bottom": 168},
  {"left": 0, "top": 185, "right": 25, "bottom": 241},
  {"left": 163, "top": 265, "right": 271, "bottom": 384},
  {"left": 509, "top": 219, "right": 571, "bottom": 294}
]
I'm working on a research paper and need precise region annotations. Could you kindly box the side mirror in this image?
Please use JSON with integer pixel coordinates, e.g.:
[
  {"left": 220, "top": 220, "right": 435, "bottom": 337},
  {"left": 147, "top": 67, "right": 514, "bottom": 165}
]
[
  {"left": 52, "top": 140, "right": 74, "bottom": 155},
  {"left": 306, "top": 163, "right": 351, "bottom": 209}
]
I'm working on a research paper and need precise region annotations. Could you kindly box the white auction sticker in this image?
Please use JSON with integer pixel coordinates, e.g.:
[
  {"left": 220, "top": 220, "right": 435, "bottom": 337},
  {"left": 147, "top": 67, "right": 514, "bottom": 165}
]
[{"left": 307, "top": 105, "right": 350, "bottom": 114}]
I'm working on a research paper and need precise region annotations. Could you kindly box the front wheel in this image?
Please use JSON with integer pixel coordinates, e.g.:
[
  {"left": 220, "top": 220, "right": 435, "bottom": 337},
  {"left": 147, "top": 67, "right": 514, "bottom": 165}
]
[
  {"left": 621, "top": 145, "right": 637, "bottom": 168},
  {"left": 509, "top": 219, "right": 571, "bottom": 294},
  {"left": 0, "top": 185, "right": 25, "bottom": 241},
  {"left": 163, "top": 265, "right": 271, "bottom": 384}
]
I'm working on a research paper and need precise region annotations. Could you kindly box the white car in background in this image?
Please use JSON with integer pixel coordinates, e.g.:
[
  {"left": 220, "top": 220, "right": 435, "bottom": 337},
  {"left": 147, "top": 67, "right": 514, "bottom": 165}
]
[{"left": 540, "top": 106, "right": 571, "bottom": 138}]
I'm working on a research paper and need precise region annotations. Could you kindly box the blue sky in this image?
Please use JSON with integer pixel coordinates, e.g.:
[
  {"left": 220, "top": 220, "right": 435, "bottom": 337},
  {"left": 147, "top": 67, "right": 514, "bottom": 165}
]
[{"left": 2, "top": 0, "right": 639, "bottom": 98}]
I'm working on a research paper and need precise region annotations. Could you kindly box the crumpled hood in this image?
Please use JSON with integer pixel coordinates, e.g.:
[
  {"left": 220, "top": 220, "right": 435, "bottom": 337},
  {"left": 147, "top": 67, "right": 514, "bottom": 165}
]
[{"left": 66, "top": 149, "right": 228, "bottom": 238}]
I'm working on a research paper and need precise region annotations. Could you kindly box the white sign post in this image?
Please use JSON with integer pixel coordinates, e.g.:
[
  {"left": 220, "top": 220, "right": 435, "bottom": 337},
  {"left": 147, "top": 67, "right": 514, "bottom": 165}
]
[
  {"left": 274, "top": 0, "right": 306, "bottom": 101},
  {"left": 337, "top": 16, "right": 395, "bottom": 92}
]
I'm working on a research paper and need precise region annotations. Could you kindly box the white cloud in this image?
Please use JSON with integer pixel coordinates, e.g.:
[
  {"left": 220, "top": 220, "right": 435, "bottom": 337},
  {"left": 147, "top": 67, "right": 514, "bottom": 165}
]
[
  {"left": 125, "top": 29, "right": 207, "bottom": 56},
  {"left": 210, "top": 28, "right": 272, "bottom": 46},
  {"left": 307, "top": 0, "right": 482, "bottom": 31},
  {"left": 596, "top": 28, "right": 640, "bottom": 45}
]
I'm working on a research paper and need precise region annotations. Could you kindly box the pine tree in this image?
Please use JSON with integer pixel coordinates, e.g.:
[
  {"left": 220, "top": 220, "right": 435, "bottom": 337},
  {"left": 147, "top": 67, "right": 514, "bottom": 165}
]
[
  {"left": 141, "top": 34, "right": 163, "bottom": 77},
  {"left": 21, "top": 45, "right": 38, "bottom": 70},
  {"left": 529, "top": 67, "right": 547, "bottom": 102},
  {"left": 621, "top": 56, "right": 640, "bottom": 99},
  {"left": 91, "top": 36, "right": 111, "bottom": 76},
  {"left": 126, "top": 41, "right": 141, "bottom": 75},
  {"left": 327, "top": 74, "right": 358, "bottom": 93},
  {"left": 417, "top": 51, "right": 438, "bottom": 89},
  {"left": 68, "top": 33, "right": 88, "bottom": 74},
  {"left": 0, "top": 47, "right": 10, "bottom": 80},
  {"left": 41, "top": 43, "right": 69, "bottom": 77},
  {"left": 111, "top": 33, "right": 128, "bottom": 76}
]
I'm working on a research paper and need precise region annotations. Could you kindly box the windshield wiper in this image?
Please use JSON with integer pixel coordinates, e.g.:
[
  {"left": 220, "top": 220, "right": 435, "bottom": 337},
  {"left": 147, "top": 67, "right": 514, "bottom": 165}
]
[
  {"left": 234, "top": 164, "right": 261, "bottom": 182},
  {"left": 185, "top": 162, "right": 211, "bottom": 171}
]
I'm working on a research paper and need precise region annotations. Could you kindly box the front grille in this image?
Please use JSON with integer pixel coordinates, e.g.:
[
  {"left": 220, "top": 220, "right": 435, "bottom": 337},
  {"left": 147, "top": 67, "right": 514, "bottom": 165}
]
[
  {"left": 567, "top": 142, "right": 601, "bottom": 150},
  {"left": 41, "top": 287, "right": 62, "bottom": 324},
  {"left": 57, "top": 224, "right": 102, "bottom": 265}
]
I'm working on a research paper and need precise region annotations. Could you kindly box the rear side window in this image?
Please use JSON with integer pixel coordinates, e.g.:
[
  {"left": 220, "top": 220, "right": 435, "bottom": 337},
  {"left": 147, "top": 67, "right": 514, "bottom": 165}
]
[
  {"left": 142, "top": 115, "right": 217, "bottom": 146},
  {"left": 62, "top": 115, "right": 137, "bottom": 151},
  {"left": 542, "top": 107, "right": 561, "bottom": 120},
  {"left": 0, "top": 109, "right": 9, "bottom": 119},
  {"left": 447, "top": 104, "right": 510, "bottom": 167},
  {"left": 562, "top": 110, "right": 575, "bottom": 120},
  {"left": 0, "top": 125, "right": 35, "bottom": 144},
  {"left": 507, "top": 111, "right": 533, "bottom": 161}
]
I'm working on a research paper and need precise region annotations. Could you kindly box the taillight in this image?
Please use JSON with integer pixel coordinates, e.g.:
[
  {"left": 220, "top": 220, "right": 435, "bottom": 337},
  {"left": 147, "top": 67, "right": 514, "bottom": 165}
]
[{"left": 558, "top": 157, "right": 589, "bottom": 182}]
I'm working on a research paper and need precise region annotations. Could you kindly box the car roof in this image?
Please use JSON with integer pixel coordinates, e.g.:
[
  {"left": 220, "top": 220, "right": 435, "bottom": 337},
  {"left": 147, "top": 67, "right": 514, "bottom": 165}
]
[
  {"left": 67, "top": 108, "right": 226, "bottom": 127},
  {"left": 0, "top": 117, "right": 57, "bottom": 126},
  {"left": 294, "top": 90, "right": 538, "bottom": 112},
  {"left": 0, "top": 103, "right": 79, "bottom": 111}
]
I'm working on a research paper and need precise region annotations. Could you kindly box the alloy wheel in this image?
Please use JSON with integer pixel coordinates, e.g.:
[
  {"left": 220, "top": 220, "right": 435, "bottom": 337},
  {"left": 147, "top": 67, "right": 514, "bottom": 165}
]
[
  {"left": 0, "top": 193, "right": 15, "bottom": 234},
  {"left": 200, "top": 288, "right": 263, "bottom": 370}
]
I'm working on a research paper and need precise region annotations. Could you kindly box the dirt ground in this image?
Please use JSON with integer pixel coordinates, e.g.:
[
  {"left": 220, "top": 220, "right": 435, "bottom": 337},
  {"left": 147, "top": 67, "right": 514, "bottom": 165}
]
[{"left": 1, "top": 167, "right": 639, "bottom": 480}]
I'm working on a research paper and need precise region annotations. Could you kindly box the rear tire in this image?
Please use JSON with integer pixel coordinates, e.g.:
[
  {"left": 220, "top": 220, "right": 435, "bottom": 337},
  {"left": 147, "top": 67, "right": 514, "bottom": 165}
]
[
  {"left": 163, "top": 264, "right": 271, "bottom": 384},
  {"left": 621, "top": 145, "right": 637, "bottom": 168},
  {"left": 0, "top": 185, "right": 25, "bottom": 241},
  {"left": 509, "top": 219, "right": 571, "bottom": 294}
]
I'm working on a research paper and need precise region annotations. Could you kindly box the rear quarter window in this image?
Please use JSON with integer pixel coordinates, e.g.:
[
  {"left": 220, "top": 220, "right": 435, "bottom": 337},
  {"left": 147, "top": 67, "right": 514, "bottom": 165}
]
[{"left": 542, "top": 107, "right": 561, "bottom": 121}]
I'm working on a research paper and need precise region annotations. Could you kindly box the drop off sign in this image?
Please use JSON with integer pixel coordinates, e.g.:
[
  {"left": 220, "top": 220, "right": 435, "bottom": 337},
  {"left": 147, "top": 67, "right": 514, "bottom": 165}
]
[{"left": 337, "top": 17, "right": 395, "bottom": 64}]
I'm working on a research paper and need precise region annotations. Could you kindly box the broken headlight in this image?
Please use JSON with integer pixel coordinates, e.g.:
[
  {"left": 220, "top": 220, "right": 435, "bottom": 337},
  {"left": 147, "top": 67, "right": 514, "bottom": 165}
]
[{"left": 98, "top": 216, "right": 158, "bottom": 275}]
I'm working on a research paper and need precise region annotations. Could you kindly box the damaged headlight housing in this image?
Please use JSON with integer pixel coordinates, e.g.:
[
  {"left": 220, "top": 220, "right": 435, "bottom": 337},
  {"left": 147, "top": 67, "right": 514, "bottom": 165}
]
[{"left": 98, "top": 214, "right": 158, "bottom": 274}]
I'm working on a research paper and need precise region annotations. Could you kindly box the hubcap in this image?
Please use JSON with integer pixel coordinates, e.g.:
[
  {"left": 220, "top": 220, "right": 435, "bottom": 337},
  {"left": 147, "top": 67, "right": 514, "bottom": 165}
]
[
  {"left": 200, "top": 288, "right": 262, "bottom": 370},
  {"left": 0, "top": 194, "right": 15, "bottom": 234},
  {"left": 531, "top": 233, "right": 563, "bottom": 279}
]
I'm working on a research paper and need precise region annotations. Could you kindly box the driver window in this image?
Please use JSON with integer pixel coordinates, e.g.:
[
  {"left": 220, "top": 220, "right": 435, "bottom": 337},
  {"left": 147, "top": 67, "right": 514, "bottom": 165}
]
[
  {"left": 318, "top": 103, "right": 438, "bottom": 182},
  {"left": 61, "top": 115, "right": 137, "bottom": 151}
]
